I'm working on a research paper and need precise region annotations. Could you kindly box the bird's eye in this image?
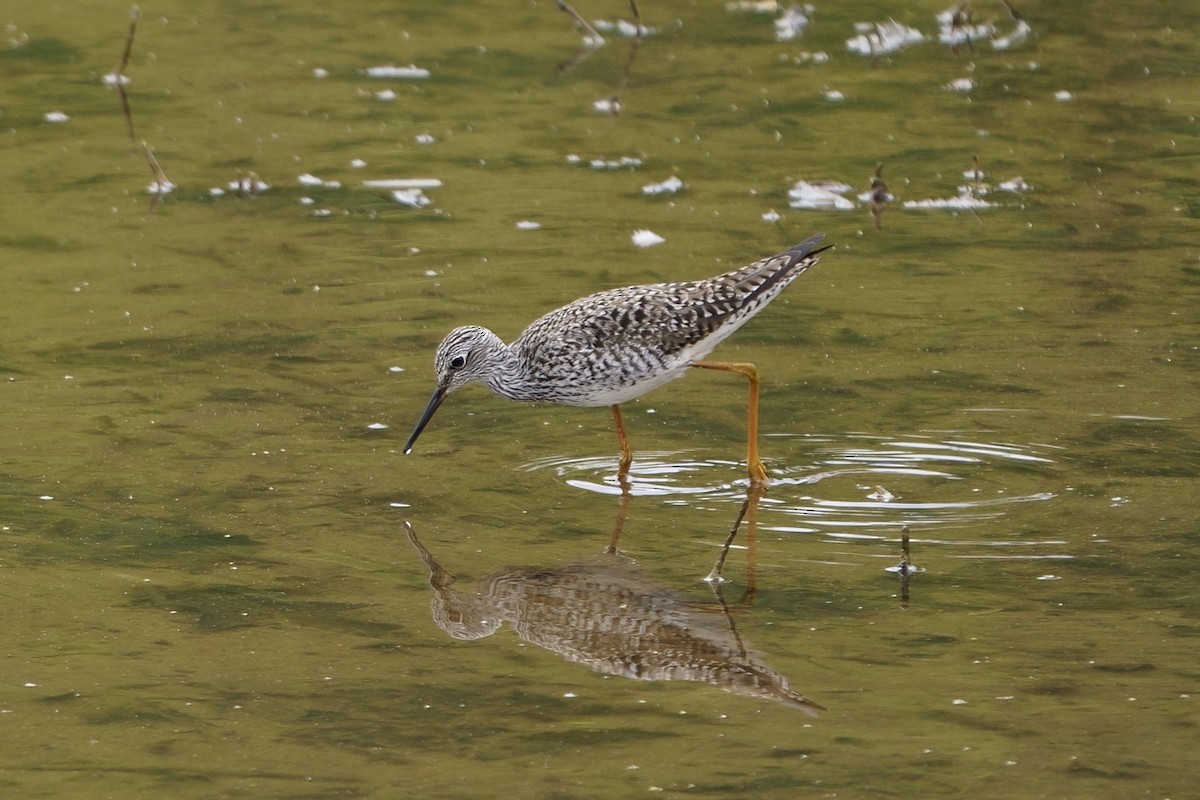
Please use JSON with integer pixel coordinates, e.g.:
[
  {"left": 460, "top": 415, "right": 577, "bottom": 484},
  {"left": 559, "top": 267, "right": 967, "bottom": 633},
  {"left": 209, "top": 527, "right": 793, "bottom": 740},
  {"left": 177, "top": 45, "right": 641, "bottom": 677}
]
[{"left": 448, "top": 355, "right": 467, "bottom": 370}]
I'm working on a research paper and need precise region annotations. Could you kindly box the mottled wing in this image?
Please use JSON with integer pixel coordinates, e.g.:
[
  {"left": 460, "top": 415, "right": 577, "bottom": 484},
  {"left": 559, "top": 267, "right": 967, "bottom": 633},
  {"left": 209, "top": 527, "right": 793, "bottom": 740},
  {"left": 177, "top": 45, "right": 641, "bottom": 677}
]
[{"left": 511, "top": 234, "right": 828, "bottom": 402}]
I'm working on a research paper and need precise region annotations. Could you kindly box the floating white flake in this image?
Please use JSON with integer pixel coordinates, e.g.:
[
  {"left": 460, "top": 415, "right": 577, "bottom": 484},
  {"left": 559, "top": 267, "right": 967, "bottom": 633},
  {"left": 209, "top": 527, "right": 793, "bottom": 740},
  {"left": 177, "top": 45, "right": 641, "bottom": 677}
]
[
  {"left": 943, "top": 77, "right": 975, "bottom": 92},
  {"left": 228, "top": 176, "right": 270, "bottom": 193},
  {"left": 992, "top": 20, "right": 1032, "bottom": 51},
  {"left": 593, "top": 98, "right": 621, "bottom": 114},
  {"left": 363, "top": 178, "right": 443, "bottom": 189},
  {"left": 997, "top": 177, "right": 1031, "bottom": 193},
  {"left": 1054, "top": 90, "right": 1074, "bottom": 102},
  {"left": 631, "top": 229, "right": 665, "bottom": 248},
  {"left": 823, "top": 89, "right": 845, "bottom": 102},
  {"left": 515, "top": 220, "right": 542, "bottom": 230},
  {"left": 44, "top": 111, "right": 70, "bottom": 123},
  {"left": 902, "top": 191, "right": 993, "bottom": 209},
  {"left": 935, "top": 6, "right": 995, "bottom": 49},
  {"left": 363, "top": 64, "right": 430, "bottom": 79},
  {"left": 726, "top": 0, "right": 778, "bottom": 11},
  {"left": 761, "top": 208, "right": 781, "bottom": 222},
  {"left": 847, "top": 20, "right": 925, "bottom": 56},
  {"left": 590, "top": 156, "right": 643, "bottom": 170},
  {"left": 788, "top": 180, "right": 855, "bottom": 210},
  {"left": 775, "top": 5, "right": 813, "bottom": 42},
  {"left": 102, "top": 73, "right": 130, "bottom": 86},
  {"left": 592, "top": 19, "right": 656, "bottom": 37},
  {"left": 298, "top": 173, "right": 341, "bottom": 189},
  {"left": 642, "top": 176, "right": 684, "bottom": 196},
  {"left": 392, "top": 189, "right": 431, "bottom": 208}
]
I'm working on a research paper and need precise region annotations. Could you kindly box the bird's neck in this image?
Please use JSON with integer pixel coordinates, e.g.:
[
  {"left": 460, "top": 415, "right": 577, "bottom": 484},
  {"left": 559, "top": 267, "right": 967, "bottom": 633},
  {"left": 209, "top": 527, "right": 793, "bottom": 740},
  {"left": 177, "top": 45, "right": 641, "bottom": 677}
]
[{"left": 480, "top": 341, "right": 533, "bottom": 402}]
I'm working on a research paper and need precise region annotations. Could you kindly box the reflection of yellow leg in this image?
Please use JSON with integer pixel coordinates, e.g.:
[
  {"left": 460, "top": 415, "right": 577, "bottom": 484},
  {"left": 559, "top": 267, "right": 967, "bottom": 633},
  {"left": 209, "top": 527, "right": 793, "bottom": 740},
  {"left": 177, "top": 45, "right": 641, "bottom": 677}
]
[
  {"left": 691, "top": 360, "right": 769, "bottom": 487},
  {"left": 607, "top": 489, "right": 632, "bottom": 555},
  {"left": 611, "top": 404, "right": 633, "bottom": 480},
  {"left": 705, "top": 485, "right": 765, "bottom": 586}
]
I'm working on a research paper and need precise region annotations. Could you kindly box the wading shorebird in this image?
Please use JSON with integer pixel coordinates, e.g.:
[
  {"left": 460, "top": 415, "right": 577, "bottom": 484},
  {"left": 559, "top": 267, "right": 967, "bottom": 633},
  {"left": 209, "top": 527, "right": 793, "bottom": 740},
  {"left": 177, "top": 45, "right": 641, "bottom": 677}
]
[{"left": 404, "top": 233, "right": 831, "bottom": 487}]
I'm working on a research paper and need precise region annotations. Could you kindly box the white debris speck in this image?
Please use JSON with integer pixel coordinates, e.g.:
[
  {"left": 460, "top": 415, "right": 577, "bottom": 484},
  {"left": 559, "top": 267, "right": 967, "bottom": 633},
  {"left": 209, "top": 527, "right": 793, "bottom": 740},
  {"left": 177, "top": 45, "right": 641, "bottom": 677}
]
[
  {"left": 392, "top": 189, "right": 431, "bottom": 208},
  {"left": 350, "top": 159, "right": 367, "bottom": 168},
  {"left": 228, "top": 177, "right": 270, "bottom": 193},
  {"left": 515, "top": 220, "right": 542, "bottom": 230},
  {"left": 1054, "top": 90, "right": 1074, "bottom": 102},
  {"left": 902, "top": 192, "right": 993, "bottom": 210},
  {"left": 44, "top": 111, "right": 70, "bottom": 123},
  {"left": 147, "top": 179, "right": 176, "bottom": 195},
  {"left": 312, "top": 67, "right": 329, "bottom": 79},
  {"left": 847, "top": 20, "right": 925, "bottom": 56},
  {"left": 375, "top": 89, "right": 397, "bottom": 102},
  {"left": 39, "top": 496, "right": 54, "bottom": 501},
  {"left": 415, "top": 133, "right": 436, "bottom": 144},
  {"left": 1037, "top": 575, "right": 1061, "bottom": 581},
  {"left": 867, "top": 486, "right": 895, "bottom": 502},
  {"left": 592, "top": 19, "right": 656, "bottom": 37},
  {"left": 952, "top": 698, "right": 968, "bottom": 705},
  {"left": 363, "top": 178, "right": 443, "bottom": 189},
  {"left": 997, "top": 177, "right": 1031, "bottom": 193},
  {"left": 823, "top": 89, "right": 845, "bottom": 102},
  {"left": 992, "top": 20, "right": 1032, "bottom": 51},
  {"left": 761, "top": 208, "right": 781, "bottom": 222},
  {"left": 209, "top": 187, "right": 226, "bottom": 196},
  {"left": 367, "top": 422, "right": 389, "bottom": 430},
  {"left": 593, "top": 97, "right": 620, "bottom": 114},
  {"left": 943, "top": 77, "right": 975, "bottom": 92},
  {"left": 102, "top": 73, "right": 130, "bottom": 86},
  {"left": 632, "top": 229, "right": 665, "bottom": 248},
  {"left": 311, "top": 208, "right": 333, "bottom": 218},
  {"left": 788, "top": 180, "right": 855, "bottom": 210},
  {"left": 388, "top": 366, "right": 406, "bottom": 373},
  {"left": 775, "top": 5, "right": 811, "bottom": 42},
  {"left": 935, "top": 5, "right": 995, "bottom": 49},
  {"left": 642, "top": 176, "right": 684, "bottom": 196},
  {"left": 363, "top": 64, "right": 430, "bottom": 79},
  {"left": 726, "top": 0, "right": 778, "bottom": 11},
  {"left": 298, "top": 173, "right": 341, "bottom": 188},
  {"left": 589, "top": 156, "right": 643, "bottom": 170}
]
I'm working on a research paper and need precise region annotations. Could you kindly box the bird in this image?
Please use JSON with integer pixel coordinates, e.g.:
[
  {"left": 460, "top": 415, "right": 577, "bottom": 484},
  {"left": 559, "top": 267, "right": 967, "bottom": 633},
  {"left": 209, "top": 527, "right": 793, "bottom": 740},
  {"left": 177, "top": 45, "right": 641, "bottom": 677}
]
[{"left": 403, "top": 233, "right": 831, "bottom": 487}]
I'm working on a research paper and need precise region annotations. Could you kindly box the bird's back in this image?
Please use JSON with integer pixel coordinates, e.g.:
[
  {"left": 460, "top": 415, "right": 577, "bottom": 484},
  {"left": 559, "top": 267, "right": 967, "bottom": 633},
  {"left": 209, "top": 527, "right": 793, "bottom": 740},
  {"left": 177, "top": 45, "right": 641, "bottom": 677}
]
[{"left": 510, "top": 234, "right": 828, "bottom": 406}]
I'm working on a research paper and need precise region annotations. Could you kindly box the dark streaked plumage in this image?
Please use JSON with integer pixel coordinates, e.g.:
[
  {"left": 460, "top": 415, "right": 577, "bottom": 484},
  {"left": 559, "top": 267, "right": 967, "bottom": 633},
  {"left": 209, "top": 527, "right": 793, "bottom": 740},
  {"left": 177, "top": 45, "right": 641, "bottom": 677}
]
[{"left": 404, "top": 233, "right": 831, "bottom": 483}]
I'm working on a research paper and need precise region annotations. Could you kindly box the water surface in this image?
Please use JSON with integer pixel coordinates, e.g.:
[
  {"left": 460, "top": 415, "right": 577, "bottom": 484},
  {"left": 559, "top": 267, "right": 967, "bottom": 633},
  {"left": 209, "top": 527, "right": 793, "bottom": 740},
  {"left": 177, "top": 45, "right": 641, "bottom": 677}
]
[{"left": 2, "top": 1, "right": 1197, "bottom": 797}]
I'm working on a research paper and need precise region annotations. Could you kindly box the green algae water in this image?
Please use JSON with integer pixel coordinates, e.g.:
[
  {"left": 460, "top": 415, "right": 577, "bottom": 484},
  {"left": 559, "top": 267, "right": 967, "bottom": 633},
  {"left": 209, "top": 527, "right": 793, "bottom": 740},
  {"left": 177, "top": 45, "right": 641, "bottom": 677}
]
[{"left": 2, "top": 1, "right": 1197, "bottom": 797}]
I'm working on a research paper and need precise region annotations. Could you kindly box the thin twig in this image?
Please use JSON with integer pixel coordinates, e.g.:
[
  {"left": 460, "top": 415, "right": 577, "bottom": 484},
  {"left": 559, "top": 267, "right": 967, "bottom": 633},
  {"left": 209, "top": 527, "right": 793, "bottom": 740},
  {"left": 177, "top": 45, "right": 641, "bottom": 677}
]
[
  {"left": 869, "top": 161, "right": 890, "bottom": 230},
  {"left": 114, "top": 6, "right": 141, "bottom": 150},
  {"left": 555, "top": 0, "right": 606, "bottom": 75},
  {"left": 143, "top": 140, "right": 172, "bottom": 210}
]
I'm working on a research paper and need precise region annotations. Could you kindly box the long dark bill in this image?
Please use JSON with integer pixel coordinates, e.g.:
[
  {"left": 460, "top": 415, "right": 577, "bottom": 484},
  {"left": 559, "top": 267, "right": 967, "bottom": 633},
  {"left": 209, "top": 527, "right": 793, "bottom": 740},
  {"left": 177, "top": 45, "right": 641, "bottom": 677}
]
[{"left": 403, "top": 385, "right": 448, "bottom": 454}]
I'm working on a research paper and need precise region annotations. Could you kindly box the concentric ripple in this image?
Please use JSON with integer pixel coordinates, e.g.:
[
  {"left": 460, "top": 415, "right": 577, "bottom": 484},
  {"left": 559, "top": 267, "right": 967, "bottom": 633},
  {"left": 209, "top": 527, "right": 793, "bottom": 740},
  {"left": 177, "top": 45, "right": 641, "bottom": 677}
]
[{"left": 522, "top": 432, "right": 1064, "bottom": 554}]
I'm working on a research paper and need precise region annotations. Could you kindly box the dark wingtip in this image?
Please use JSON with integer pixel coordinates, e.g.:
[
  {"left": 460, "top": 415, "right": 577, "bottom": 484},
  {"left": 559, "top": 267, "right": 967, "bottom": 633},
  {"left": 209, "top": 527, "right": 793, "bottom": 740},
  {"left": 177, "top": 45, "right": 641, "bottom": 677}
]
[{"left": 790, "top": 232, "right": 832, "bottom": 259}]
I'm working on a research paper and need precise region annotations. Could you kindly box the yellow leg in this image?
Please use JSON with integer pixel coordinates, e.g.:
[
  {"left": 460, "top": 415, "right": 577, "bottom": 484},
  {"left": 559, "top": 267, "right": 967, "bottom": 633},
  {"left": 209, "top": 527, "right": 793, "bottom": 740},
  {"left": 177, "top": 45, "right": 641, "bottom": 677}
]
[
  {"left": 691, "top": 360, "right": 769, "bottom": 488},
  {"left": 611, "top": 404, "right": 633, "bottom": 482}
]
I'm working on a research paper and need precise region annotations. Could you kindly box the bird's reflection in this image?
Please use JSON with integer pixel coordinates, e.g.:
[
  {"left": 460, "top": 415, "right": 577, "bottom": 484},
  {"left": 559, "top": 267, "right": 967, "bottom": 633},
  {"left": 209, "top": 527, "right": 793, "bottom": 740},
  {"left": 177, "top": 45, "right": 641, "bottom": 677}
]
[{"left": 403, "top": 490, "right": 825, "bottom": 715}]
